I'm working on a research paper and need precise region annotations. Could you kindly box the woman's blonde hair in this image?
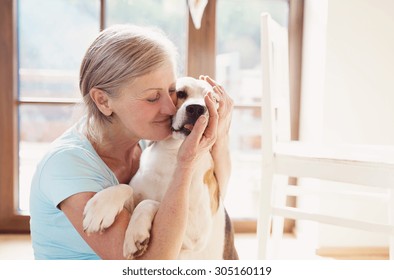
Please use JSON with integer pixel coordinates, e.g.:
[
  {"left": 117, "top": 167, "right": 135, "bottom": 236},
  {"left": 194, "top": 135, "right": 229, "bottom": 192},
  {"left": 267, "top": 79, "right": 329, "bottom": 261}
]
[{"left": 79, "top": 24, "right": 178, "bottom": 141}]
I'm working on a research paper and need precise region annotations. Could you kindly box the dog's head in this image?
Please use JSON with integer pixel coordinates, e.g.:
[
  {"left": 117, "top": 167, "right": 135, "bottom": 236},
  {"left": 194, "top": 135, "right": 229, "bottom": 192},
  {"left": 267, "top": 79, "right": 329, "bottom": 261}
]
[{"left": 171, "top": 77, "right": 219, "bottom": 140}]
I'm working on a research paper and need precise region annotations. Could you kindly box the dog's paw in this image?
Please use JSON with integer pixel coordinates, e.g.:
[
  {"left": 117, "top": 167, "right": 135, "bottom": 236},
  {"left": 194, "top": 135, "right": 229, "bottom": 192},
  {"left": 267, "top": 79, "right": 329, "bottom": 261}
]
[
  {"left": 83, "top": 185, "right": 133, "bottom": 235},
  {"left": 123, "top": 228, "right": 151, "bottom": 259},
  {"left": 122, "top": 200, "right": 159, "bottom": 259}
]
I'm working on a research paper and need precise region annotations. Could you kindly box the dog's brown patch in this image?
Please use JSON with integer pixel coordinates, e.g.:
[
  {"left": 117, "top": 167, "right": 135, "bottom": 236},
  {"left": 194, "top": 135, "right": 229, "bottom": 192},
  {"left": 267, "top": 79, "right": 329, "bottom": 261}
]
[
  {"left": 203, "top": 168, "right": 220, "bottom": 214},
  {"left": 223, "top": 209, "right": 239, "bottom": 259}
]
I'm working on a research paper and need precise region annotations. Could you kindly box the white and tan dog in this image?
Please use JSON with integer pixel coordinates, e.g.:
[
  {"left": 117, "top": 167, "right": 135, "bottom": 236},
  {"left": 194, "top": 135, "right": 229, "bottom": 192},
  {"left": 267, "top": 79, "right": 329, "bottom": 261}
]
[{"left": 83, "top": 77, "right": 238, "bottom": 260}]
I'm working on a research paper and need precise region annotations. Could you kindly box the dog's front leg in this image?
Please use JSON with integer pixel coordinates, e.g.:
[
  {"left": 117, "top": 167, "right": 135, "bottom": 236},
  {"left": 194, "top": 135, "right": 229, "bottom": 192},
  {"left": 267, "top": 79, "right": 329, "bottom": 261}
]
[
  {"left": 123, "top": 199, "right": 160, "bottom": 259},
  {"left": 83, "top": 184, "right": 133, "bottom": 234}
]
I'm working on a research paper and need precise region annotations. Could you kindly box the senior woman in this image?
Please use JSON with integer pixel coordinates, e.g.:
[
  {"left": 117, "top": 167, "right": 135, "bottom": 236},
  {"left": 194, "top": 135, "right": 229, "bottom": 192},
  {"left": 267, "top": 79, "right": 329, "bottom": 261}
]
[{"left": 29, "top": 25, "right": 233, "bottom": 260}]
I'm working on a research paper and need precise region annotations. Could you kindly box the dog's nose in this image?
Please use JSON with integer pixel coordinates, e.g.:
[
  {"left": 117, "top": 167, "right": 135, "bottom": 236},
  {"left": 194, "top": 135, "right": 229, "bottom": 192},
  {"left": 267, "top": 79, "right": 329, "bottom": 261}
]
[{"left": 186, "top": 104, "right": 206, "bottom": 119}]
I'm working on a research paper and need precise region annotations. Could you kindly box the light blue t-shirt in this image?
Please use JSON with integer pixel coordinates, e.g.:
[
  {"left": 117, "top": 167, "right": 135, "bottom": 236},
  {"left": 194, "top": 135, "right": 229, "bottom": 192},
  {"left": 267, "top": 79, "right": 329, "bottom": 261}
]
[{"left": 30, "top": 120, "right": 121, "bottom": 260}]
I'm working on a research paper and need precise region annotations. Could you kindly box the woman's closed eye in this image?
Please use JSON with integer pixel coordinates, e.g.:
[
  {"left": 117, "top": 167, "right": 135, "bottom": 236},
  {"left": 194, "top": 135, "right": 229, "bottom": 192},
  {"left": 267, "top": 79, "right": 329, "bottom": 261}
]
[
  {"left": 146, "top": 88, "right": 176, "bottom": 103},
  {"left": 147, "top": 92, "right": 160, "bottom": 103}
]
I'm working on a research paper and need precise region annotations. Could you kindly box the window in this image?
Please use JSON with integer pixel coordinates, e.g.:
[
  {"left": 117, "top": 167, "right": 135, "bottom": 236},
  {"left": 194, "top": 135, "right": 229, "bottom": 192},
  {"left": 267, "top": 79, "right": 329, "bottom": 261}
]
[
  {"left": 106, "top": 0, "right": 188, "bottom": 75},
  {"left": 18, "top": 0, "right": 101, "bottom": 213},
  {"left": 0, "top": 0, "right": 303, "bottom": 233}
]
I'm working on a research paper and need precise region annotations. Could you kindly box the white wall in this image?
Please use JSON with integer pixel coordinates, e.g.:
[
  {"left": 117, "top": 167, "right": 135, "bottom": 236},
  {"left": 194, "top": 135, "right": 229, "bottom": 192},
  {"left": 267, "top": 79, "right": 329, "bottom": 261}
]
[
  {"left": 299, "top": 0, "right": 394, "bottom": 247},
  {"left": 323, "top": 0, "right": 394, "bottom": 145}
]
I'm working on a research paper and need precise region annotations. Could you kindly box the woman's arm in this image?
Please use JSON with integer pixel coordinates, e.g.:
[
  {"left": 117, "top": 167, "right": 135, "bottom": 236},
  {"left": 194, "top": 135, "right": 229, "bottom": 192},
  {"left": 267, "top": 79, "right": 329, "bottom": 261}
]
[
  {"left": 200, "top": 76, "right": 234, "bottom": 197},
  {"left": 59, "top": 192, "right": 130, "bottom": 259},
  {"left": 59, "top": 174, "right": 195, "bottom": 260}
]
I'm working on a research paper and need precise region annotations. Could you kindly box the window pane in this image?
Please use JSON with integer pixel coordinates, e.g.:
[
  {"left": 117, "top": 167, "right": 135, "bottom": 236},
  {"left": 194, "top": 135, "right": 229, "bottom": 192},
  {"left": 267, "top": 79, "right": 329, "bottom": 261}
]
[
  {"left": 19, "top": 104, "right": 82, "bottom": 212},
  {"left": 18, "top": 0, "right": 100, "bottom": 212},
  {"left": 18, "top": 0, "right": 100, "bottom": 99},
  {"left": 216, "top": 0, "right": 289, "bottom": 219},
  {"left": 106, "top": 0, "right": 187, "bottom": 75}
]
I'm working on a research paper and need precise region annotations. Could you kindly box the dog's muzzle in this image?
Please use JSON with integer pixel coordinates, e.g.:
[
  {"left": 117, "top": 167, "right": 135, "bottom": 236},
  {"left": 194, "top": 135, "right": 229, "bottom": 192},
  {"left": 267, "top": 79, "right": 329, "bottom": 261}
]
[
  {"left": 186, "top": 104, "right": 206, "bottom": 127},
  {"left": 172, "top": 104, "right": 207, "bottom": 136}
]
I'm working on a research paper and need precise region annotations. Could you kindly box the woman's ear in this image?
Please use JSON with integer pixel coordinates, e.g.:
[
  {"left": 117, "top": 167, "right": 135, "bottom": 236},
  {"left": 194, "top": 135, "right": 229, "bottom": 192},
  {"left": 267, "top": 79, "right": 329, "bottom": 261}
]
[{"left": 89, "top": 88, "right": 113, "bottom": 117}]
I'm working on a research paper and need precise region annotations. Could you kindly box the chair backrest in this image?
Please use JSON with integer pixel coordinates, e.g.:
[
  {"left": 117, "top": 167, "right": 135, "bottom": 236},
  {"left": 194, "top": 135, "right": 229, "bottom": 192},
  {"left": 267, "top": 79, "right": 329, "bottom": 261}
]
[{"left": 261, "top": 13, "right": 291, "bottom": 162}]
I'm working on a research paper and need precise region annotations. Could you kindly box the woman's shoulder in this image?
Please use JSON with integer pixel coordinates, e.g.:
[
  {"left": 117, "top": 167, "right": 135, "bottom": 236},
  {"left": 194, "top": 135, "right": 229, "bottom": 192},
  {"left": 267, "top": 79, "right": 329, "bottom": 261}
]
[
  {"left": 46, "top": 128, "right": 92, "bottom": 160},
  {"left": 32, "top": 123, "right": 118, "bottom": 197},
  {"left": 37, "top": 121, "right": 103, "bottom": 176}
]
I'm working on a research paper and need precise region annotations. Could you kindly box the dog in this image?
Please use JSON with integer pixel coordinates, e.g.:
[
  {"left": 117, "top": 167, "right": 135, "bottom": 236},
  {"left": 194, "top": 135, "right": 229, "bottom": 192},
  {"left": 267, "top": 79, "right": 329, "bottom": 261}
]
[{"left": 82, "top": 77, "right": 238, "bottom": 260}]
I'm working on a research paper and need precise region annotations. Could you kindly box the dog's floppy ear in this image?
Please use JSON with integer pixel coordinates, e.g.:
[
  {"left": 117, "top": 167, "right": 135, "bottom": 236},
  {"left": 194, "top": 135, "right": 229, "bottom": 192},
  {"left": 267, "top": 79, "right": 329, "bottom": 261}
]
[{"left": 203, "top": 167, "right": 220, "bottom": 214}]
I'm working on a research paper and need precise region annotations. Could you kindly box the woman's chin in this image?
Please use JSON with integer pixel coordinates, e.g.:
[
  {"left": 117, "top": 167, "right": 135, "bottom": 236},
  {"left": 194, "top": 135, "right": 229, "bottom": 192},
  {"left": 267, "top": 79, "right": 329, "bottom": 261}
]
[{"left": 147, "top": 129, "right": 172, "bottom": 141}]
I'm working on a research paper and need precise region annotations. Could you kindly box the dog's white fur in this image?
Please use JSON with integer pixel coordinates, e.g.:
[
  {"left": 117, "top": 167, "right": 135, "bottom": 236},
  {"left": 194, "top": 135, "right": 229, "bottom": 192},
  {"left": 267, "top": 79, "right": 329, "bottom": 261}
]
[{"left": 83, "top": 77, "right": 237, "bottom": 259}]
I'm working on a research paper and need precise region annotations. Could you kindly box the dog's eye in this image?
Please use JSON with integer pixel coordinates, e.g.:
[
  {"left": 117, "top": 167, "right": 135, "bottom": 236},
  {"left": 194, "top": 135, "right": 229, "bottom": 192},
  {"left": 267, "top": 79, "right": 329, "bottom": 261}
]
[{"left": 176, "top": 90, "right": 188, "bottom": 99}]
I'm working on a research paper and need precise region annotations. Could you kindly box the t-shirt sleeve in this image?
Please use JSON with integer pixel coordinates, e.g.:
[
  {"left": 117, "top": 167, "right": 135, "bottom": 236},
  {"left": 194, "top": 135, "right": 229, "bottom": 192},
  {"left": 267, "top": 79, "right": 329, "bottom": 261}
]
[{"left": 38, "top": 147, "right": 116, "bottom": 208}]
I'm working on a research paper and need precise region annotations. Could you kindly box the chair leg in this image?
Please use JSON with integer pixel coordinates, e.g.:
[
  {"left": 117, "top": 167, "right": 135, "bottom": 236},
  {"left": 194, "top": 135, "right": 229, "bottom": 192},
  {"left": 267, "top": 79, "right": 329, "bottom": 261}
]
[
  {"left": 271, "top": 216, "right": 285, "bottom": 258},
  {"left": 257, "top": 167, "right": 274, "bottom": 259},
  {"left": 270, "top": 176, "right": 287, "bottom": 258}
]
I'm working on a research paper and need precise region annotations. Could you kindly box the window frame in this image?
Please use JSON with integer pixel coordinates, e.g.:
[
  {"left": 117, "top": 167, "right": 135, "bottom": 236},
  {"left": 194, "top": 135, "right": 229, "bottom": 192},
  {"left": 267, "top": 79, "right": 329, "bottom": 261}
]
[
  {"left": 0, "top": 0, "right": 304, "bottom": 233},
  {"left": 0, "top": 0, "right": 27, "bottom": 232}
]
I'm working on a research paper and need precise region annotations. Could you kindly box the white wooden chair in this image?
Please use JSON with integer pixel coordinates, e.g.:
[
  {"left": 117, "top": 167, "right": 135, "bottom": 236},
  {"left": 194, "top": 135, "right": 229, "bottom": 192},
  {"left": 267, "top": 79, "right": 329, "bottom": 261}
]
[{"left": 257, "top": 13, "right": 394, "bottom": 259}]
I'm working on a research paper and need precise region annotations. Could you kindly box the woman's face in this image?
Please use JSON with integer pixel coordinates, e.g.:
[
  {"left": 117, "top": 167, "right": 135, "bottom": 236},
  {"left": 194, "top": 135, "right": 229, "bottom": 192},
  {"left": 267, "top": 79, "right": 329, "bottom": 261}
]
[{"left": 108, "top": 63, "right": 178, "bottom": 141}]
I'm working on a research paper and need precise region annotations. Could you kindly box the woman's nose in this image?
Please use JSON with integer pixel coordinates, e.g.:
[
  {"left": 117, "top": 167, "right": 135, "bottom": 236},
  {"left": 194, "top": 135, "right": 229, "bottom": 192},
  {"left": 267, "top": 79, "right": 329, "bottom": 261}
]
[{"left": 162, "top": 94, "right": 176, "bottom": 115}]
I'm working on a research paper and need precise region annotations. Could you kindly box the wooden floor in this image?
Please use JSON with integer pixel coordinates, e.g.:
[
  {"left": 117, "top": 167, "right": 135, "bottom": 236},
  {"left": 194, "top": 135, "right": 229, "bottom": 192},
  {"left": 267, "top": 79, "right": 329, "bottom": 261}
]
[
  {"left": 316, "top": 247, "right": 389, "bottom": 260},
  {"left": 0, "top": 233, "right": 389, "bottom": 260},
  {"left": 0, "top": 234, "right": 34, "bottom": 260}
]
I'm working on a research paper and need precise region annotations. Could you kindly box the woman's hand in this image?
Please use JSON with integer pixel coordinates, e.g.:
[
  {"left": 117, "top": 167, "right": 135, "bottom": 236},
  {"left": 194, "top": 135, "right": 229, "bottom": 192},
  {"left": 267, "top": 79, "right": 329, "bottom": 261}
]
[
  {"left": 199, "top": 75, "right": 234, "bottom": 196},
  {"left": 176, "top": 91, "right": 219, "bottom": 168},
  {"left": 176, "top": 75, "right": 233, "bottom": 196}
]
